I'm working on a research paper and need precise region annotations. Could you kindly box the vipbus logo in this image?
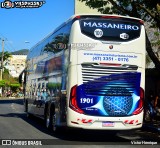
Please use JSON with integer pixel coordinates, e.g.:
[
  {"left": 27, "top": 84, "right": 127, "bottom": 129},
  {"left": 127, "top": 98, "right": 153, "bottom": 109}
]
[
  {"left": 1, "top": 0, "right": 45, "bottom": 9},
  {"left": 1, "top": 0, "right": 13, "bottom": 8}
]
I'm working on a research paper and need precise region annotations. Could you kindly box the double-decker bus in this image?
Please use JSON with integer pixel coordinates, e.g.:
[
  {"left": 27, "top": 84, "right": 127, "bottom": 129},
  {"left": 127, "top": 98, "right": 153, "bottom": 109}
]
[{"left": 21, "top": 14, "right": 145, "bottom": 132}]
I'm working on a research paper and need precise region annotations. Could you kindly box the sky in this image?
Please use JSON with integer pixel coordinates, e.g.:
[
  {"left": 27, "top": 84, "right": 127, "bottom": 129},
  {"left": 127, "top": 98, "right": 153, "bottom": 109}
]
[{"left": 0, "top": 0, "right": 74, "bottom": 52}]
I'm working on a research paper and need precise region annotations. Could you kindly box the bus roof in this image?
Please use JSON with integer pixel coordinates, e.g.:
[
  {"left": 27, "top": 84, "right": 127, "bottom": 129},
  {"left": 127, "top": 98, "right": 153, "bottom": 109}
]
[{"left": 69, "top": 14, "right": 143, "bottom": 22}]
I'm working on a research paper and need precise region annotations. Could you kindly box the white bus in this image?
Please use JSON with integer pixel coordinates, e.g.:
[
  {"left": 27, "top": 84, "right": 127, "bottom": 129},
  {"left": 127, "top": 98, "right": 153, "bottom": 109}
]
[{"left": 22, "top": 14, "right": 145, "bottom": 132}]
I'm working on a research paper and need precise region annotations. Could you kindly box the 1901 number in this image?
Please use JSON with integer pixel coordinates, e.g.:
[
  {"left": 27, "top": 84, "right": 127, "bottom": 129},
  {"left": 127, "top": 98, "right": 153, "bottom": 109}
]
[{"left": 80, "top": 98, "right": 93, "bottom": 104}]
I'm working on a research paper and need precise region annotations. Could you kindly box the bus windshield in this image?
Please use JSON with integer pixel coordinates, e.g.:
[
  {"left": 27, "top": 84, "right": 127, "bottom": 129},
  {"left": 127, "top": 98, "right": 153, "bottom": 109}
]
[{"left": 80, "top": 18, "right": 142, "bottom": 42}]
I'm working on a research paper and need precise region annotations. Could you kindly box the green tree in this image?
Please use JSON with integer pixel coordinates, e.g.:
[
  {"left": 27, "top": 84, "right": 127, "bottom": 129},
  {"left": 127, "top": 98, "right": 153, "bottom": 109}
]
[
  {"left": 0, "top": 51, "right": 12, "bottom": 63},
  {"left": 79, "top": 0, "right": 160, "bottom": 69},
  {"left": 2, "top": 68, "right": 21, "bottom": 94},
  {"left": 0, "top": 80, "right": 5, "bottom": 87},
  {"left": 3, "top": 68, "right": 10, "bottom": 79},
  {"left": 0, "top": 51, "right": 21, "bottom": 96}
]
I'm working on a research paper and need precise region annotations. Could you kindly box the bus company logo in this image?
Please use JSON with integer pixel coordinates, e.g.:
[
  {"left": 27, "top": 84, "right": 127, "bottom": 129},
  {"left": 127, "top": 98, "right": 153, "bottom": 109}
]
[
  {"left": 94, "top": 29, "right": 103, "bottom": 38},
  {"left": 54, "top": 43, "right": 67, "bottom": 50},
  {"left": 1, "top": 0, "right": 45, "bottom": 9}
]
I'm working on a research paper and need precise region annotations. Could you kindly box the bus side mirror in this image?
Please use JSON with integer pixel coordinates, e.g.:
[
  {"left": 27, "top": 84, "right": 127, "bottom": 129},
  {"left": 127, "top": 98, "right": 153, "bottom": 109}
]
[
  {"left": 19, "top": 69, "right": 26, "bottom": 84},
  {"left": 19, "top": 73, "right": 22, "bottom": 84}
]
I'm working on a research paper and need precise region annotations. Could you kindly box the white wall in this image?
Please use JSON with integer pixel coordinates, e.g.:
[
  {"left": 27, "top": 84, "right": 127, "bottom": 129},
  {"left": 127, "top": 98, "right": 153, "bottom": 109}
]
[{"left": 75, "top": 0, "right": 101, "bottom": 14}]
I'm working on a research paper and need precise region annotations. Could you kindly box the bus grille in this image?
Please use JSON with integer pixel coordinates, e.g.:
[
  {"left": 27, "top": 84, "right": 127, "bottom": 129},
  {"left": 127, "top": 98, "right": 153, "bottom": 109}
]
[
  {"left": 81, "top": 63, "right": 139, "bottom": 116},
  {"left": 82, "top": 63, "right": 138, "bottom": 83}
]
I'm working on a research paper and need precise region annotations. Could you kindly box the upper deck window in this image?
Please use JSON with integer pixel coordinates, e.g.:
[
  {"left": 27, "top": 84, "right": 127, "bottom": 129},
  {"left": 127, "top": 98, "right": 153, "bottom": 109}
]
[{"left": 80, "top": 18, "right": 141, "bottom": 42}]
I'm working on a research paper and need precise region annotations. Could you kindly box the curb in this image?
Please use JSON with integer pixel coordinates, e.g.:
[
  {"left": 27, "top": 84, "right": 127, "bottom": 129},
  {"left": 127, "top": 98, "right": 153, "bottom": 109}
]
[{"left": 0, "top": 97, "right": 24, "bottom": 100}]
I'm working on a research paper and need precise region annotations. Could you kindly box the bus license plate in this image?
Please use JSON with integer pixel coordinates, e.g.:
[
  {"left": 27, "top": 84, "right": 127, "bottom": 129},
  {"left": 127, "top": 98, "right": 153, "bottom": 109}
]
[{"left": 102, "top": 121, "right": 115, "bottom": 127}]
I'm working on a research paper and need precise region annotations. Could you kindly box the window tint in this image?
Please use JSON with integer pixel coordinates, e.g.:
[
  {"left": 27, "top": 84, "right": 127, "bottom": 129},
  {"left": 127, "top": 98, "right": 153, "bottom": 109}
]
[
  {"left": 27, "top": 21, "right": 72, "bottom": 60},
  {"left": 80, "top": 18, "right": 141, "bottom": 42},
  {"left": 43, "top": 22, "right": 71, "bottom": 54}
]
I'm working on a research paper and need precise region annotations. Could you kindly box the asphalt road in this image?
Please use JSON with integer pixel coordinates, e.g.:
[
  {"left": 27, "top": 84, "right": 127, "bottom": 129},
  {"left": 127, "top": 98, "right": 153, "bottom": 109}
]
[{"left": 0, "top": 98, "right": 159, "bottom": 147}]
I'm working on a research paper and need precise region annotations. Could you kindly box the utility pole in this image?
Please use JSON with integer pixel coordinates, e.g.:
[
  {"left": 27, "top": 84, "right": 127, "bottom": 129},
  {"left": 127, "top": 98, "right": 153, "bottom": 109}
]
[
  {"left": 1, "top": 39, "right": 4, "bottom": 80},
  {"left": 0, "top": 39, "right": 4, "bottom": 97}
]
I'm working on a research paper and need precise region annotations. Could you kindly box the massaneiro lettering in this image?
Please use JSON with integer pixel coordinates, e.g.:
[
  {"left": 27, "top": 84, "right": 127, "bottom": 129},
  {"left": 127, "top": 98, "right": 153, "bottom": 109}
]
[
  {"left": 80, "top": 19, "right": 141, "bottom": 42},
  {"left": 83, "top": 22, "right": 139, "bottom": 30}
]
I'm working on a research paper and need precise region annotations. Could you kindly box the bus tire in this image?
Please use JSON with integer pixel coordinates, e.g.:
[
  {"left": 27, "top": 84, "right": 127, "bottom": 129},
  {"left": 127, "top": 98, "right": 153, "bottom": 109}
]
[{"left": 50, "top": 107, "right": 58, "bottom": 133}]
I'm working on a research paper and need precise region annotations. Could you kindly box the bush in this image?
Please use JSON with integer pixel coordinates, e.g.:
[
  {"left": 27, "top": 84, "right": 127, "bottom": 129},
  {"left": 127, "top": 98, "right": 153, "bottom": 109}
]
[
  {"left": 10, "top": 83, "right": 20, "bottom": 92},
  {"left": 0, "top": 80, "right": 5, "bottom": 87}
]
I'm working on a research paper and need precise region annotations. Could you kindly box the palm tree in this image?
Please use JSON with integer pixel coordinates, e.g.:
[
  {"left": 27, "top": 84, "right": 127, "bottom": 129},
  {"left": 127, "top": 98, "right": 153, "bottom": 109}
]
[
  {"left": 0, "top": 51, "right": 12, "bottom": 69},
  {"left": 0, "top": 51, "right": 12, "bottom": 62}
]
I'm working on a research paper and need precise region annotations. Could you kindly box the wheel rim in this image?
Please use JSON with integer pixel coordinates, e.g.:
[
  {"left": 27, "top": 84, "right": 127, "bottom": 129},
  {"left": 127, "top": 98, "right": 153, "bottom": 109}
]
[{"left": 46, "top": 114, "right": 50, "bottom": 128}]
